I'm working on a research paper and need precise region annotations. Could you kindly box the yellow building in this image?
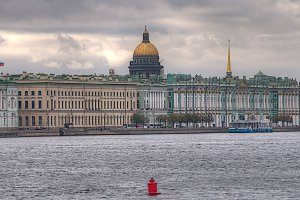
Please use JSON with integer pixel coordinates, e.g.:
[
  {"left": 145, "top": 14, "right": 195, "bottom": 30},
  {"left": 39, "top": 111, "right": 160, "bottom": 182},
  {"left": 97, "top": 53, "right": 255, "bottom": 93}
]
[{"left": 17, "top": 79, "right": 137, "bottom": 129}]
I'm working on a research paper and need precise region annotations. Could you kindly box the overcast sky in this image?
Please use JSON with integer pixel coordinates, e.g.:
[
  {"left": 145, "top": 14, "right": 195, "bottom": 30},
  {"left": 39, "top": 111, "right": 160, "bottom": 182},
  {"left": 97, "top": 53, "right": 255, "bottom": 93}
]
[{"left": 0, "top": 0, "right": 300, "bottom": 80}]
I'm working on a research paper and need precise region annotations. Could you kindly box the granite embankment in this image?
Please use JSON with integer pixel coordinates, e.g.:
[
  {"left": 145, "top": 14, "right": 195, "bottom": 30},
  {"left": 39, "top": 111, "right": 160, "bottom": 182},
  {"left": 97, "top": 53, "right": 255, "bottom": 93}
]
[{"left": 1, "top": 126, "right": 300, "bottom": 137}]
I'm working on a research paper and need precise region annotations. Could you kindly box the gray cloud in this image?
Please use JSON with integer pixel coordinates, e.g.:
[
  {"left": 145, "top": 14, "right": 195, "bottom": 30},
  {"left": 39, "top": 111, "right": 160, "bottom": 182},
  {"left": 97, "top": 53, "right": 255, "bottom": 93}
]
[
  {"left": 0, "top": 0, "right": 300, "bottom": 80},
  {"left": 57, "top": 33, "right": 82, "bottom": 51}
]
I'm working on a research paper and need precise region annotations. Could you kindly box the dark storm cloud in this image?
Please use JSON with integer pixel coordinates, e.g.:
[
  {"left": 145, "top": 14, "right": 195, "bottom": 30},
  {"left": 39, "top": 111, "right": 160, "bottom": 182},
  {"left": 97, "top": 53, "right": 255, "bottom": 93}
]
[
  {"left": 0, "top": 0, "right": 162, "bottom": 34},
  {"left": 1, "top": 0, "right": 299, "bottom": 37}
]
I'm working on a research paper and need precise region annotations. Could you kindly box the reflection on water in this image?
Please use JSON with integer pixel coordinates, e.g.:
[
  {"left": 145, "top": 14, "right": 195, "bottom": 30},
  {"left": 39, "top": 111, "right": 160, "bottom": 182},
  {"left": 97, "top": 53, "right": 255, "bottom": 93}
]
[{"left": 0, "top": 132, "right": 299, "bottom": 200}]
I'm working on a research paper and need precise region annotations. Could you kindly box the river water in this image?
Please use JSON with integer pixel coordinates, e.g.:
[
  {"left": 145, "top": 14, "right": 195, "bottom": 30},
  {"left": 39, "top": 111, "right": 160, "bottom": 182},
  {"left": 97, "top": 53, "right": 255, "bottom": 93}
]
[{"left": 0, "top": 132, "right": 299, "bottom": 200}]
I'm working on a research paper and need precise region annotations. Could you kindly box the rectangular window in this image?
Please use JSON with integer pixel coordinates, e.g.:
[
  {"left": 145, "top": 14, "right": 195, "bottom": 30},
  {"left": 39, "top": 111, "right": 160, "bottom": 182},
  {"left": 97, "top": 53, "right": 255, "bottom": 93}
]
[
  {"left": 18, "top": 91, "right": 22, "bottom": 96},
  {"left": 31, "top": 101, "right": 35, "bottom": 109},
  {"left": 38, "top": 91, "right": 42, "bottom": 96},
  {"left": 31, "top": 91, "right": 35, "bottom": 96},
  {"left": 25, "top": 91, "right": 28, "bottom": 96},
  {"left": 25, "top": 116, "right": 29, "bottom": 126},
  {"left": 25, "top": 101, "right": 28, "bottom": 109},
  {"left": 18, "top": 101, "right": 22, "bottom": 109},
  {"left": 38, "top": 101, "right": 42, "bottom": 109}
]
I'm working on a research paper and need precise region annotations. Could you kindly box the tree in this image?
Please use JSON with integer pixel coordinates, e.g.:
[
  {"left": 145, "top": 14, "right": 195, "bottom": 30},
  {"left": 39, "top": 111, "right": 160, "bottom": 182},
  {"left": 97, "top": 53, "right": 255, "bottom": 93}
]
[
  {"left": 167, "top": 113, "right": 179, "bottom": 128},
  {"left": 203, "top": 113, "right": 213, "bottom": 127},
  {"left": 198, "top": 113, "right": 205, "bottom": 127},
  {"left": 190, "top": 113, "right": 199, "bottom": 124},
  {"left": 156, "top": 114, "right": 168, "bottom": 127},
  {"left": 177, "top": 113, "right": 185, "bottom": 128},
  {"left": 131, "top": 113, "right": 146, "bottom": 128},
  {"left": 182, "top": 113, "right": 195, "bottom": 128}
]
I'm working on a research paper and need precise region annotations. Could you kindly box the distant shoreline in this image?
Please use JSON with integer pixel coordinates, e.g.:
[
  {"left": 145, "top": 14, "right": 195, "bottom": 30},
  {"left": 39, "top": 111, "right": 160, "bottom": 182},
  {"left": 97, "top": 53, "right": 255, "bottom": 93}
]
[{"left": 1, "top": 126, "right": 300, "bottom": 138}]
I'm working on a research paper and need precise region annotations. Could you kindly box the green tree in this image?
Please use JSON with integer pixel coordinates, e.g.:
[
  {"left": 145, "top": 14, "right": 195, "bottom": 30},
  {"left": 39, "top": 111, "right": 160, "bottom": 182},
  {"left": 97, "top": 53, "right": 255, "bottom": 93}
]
[
  {"left": 177, "top": 113, "right": 185, "bottom": 128},
  {"left": 204, "top": 113, "right": 213, "bottom": 126},
  {"left": 156, "top": 114, "right": 168, "bottom": 127},
  {"left": 168, "top": 113, "right": 179, "bottom": 128},
  {"left": 182, "top": 113, "right": 195, "bottom": 128},
  {"left": 190, "top": 113, "right": 199, "bottom": 124},
  {"left": 198, "top": 113, "right": 205, "bottom": 127},
  {"left": 131, "top": 113, "right": 146, "bottom": 128}
]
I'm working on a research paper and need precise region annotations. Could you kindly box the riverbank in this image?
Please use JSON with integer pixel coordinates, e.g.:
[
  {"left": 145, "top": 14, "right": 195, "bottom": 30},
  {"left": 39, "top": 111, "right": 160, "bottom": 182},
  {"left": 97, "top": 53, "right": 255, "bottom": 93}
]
[{"left": 1, "top": 126, "right": 300, "bottom": 138}]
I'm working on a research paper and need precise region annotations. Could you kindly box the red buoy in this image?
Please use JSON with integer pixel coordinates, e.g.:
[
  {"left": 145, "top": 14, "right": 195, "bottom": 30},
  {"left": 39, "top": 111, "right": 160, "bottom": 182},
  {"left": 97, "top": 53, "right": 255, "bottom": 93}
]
[{"left": 148, "top": 178, "right": 161, "bottom": 195}]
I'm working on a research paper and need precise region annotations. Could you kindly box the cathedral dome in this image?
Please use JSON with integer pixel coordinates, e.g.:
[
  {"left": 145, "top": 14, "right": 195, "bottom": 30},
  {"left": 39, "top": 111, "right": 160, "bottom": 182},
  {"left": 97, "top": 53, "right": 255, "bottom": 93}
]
[
  {"left": 133, "top": 42, "right": 159, "bottom": 57},
  {"left": 133, "top": 26, "right": 159, "bottom": 57}
]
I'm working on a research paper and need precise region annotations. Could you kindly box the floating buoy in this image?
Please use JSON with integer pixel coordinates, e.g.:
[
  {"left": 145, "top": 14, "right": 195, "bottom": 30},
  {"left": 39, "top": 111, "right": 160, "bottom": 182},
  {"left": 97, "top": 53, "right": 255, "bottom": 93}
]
[{"left": 148, "top": 178, "right": 161, "bottom": 195}]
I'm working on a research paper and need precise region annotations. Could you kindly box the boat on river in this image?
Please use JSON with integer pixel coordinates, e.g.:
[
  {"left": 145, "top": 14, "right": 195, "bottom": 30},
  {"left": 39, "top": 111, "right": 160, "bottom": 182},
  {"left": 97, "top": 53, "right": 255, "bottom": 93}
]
[{"left": 228, "top": 120, "right": 273, "bottom": 133}]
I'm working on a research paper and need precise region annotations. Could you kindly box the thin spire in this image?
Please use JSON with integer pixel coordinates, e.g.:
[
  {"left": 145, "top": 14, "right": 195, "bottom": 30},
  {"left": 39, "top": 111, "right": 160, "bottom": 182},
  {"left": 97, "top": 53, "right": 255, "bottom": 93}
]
[{"left": 226, "top": 39, "right": 233, "bottom": 78}]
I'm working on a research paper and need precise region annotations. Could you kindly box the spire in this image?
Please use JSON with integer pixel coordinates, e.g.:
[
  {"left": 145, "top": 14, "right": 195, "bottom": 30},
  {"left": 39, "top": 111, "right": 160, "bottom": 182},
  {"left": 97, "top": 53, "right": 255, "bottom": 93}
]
[
  {"left": 226, "top": 39, "right": 233, "bottom": 78},
  {"left": 142, "top": 26, "right": 150, "bottom": 43}
]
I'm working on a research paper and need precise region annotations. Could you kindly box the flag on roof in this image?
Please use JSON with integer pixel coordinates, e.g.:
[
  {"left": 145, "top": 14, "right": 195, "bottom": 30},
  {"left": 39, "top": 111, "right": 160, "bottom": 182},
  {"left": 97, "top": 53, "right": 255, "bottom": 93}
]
[{"left": 0, "top": 61, "right": 4, "bottom": 67}]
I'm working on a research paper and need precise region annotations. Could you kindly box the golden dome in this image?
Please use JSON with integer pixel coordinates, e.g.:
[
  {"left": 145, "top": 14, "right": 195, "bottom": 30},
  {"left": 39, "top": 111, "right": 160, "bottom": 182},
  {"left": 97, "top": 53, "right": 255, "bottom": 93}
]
[{"left": 133, "top": 42, "right": 159, "bottom": 57}]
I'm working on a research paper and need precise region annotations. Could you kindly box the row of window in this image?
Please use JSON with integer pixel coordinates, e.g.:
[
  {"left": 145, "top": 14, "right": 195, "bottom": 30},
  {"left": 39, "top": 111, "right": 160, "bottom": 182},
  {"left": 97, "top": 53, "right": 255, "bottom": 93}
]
[
  {"left": 133, "top": 58, "right": 157, "bottom": 64},
  {"left": 19, "top": 91, "right": 42, "bottom": 96},
  {"left": 1, "top": 90, "right": 17, "bottom": 95},
  {"left": 19, "top": 90, "right": 136, "bottom": 97},
  {"left": 1, "top": 97, "right": 16, "bottom": 109},
  {"left": 19, "top": 115, "right": 131, "bottom": 127},
  {"left": 18, "top": 100, "right": 136, "bottom": 110}
]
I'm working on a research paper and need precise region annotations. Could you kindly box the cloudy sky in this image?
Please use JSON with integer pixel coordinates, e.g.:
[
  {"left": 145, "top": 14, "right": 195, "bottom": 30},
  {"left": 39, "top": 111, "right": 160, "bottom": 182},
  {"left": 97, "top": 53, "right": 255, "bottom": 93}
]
[{"left": 0, "top": 0, "right": 300, "bottom": 80}]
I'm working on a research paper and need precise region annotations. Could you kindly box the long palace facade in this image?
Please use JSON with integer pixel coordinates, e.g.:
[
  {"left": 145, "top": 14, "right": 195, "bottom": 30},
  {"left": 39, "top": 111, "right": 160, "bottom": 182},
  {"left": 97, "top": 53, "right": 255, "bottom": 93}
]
[
  {"left": 0, "top": 27, "right": 299, "bottom": 129},
  {"left": 15, "top": 75, "right": 137, "bottom": 129},
  {"left": 167, "top": 73, "right": 299, "bottom": 127}
]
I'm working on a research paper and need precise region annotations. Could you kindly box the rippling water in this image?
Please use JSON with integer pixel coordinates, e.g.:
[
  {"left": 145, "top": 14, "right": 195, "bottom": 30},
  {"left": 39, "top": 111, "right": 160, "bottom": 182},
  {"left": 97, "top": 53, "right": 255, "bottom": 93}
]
[{"left": 0, "top": 132, "right": 299, "bottom": 200}]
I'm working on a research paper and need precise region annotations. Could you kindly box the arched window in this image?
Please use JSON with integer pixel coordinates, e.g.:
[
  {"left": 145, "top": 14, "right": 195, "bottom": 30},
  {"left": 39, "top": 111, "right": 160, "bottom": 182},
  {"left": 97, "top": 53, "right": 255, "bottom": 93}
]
[
  {"left": 32, "top": 116, "right": 35, "bottom": 126},
  {"left": 39, "top": 116, "right": 43, "bottom": 126},
  {"left": 1, "top": 97, "right": 5, "bottom": 109},
  {"left": 8, "top": 97, "right": 15, "bottom": 109}
]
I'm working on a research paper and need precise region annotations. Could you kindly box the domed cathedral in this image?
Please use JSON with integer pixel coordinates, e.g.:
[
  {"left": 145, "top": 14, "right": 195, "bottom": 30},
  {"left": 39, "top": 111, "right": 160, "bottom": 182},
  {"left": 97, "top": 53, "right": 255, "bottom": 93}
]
[{"left": 129, "top": 26, "right": 164, "bottom": 78}]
